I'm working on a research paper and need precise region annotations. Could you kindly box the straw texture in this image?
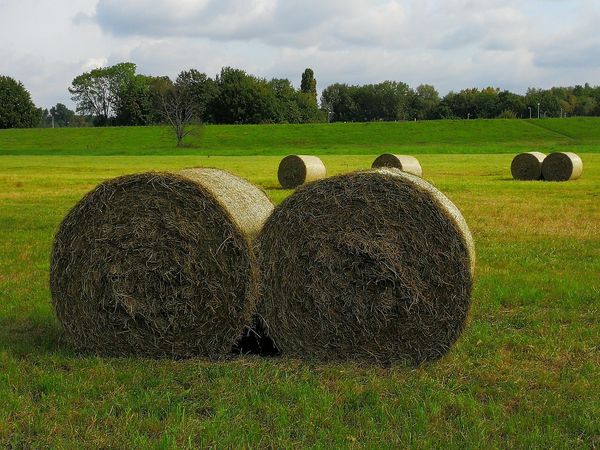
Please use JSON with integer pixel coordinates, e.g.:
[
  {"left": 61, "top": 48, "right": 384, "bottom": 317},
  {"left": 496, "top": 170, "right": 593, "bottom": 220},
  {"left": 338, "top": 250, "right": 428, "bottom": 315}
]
[
  {"left": 372, "top": 154, "right": 423, "bottom": 177},
  {"left": 278, "top": 155, "right": 327, "bottom": 188},
  {"left": 257, "top": 168, "right": 475, "bottom": 365},
  {"left": 50, "top": 168, "right": 273, "bottom": 358}
]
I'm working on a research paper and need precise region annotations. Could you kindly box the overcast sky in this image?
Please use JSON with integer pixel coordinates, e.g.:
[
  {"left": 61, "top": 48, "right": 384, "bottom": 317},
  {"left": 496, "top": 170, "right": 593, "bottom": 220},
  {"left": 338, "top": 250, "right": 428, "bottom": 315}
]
[{"left": 1, "top": 0, "right": 599, "bottom": 108}]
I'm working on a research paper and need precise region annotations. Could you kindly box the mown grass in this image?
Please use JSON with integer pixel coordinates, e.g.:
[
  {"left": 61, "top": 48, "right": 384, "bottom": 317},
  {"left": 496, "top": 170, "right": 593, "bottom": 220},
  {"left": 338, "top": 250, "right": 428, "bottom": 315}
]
[
  {"left": 2, "top": 117, "right": 600, "bottom": 156},
  {"left": 0, "top": 149, "right": 598, "bottom": 448}
]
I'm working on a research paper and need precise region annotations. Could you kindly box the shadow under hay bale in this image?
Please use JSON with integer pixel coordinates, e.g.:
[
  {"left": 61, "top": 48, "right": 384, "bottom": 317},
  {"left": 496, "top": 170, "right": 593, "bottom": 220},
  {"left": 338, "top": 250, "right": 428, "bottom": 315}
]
[
  {"left": 257, "top": 168, "right": 475, "bottom": 365},
  {"left": 50, "top": 168, "right": 273, "bottom": 359},
  {"left": 231, "top": 318, "right": 280, "bottom": 357},
  {"left": 371, "top": 154, "right": 423, "bottom": 177},
  {"left": 541, "top": 152, "right": 583, "bottom": 181},
  {"left": 511, "top": 152, "right": 546, "bottom": 180},
  {"left": 278, "top": 155, "right": 326, "bottom": 189}
]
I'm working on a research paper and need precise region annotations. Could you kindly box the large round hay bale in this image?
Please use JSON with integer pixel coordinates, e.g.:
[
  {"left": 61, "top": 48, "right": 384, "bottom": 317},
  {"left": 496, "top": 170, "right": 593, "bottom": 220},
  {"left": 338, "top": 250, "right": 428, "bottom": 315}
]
[
  {"left": 278, "top": 155, "right": 326, "bottom": 189},
  {"left": 257, "top": 168, "right": 475, "bottom": 365},
  {"left": 372, "top": 154, "right": 423, "bottom": 177},
  {"left": 541, "top": 152, "right": 583, "bottom": 181},
  {"left": 50, "top": 168, "right": 273, "bottom": 358},
  {"left": 511, "top": 152, "right": 546, "bottom": 180}
]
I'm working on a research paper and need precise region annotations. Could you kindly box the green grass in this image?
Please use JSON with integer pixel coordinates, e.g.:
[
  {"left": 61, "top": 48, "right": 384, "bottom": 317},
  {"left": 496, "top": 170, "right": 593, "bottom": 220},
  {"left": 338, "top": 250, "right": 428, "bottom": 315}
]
[
  {"left": 2, "top": 117, "right": 600, "bottom": 156},
  {"left": 0, "top": 126, "right": 599, "bottom": 447}
]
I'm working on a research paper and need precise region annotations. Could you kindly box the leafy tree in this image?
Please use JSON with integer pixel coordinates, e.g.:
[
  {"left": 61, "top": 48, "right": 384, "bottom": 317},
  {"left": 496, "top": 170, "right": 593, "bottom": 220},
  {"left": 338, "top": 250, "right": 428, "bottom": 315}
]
[
  {"left": 0, "top": 76, "right": 38, "bottom": 128},
  {"left": 300, "top": 68, "right": 318, "bottom": 106},
  {"left": 50, "top": 103, "right": 75, "bottom": 127},
  {"left": 69, "top": 62, "right": 137, "bottom": 126},
  {"left": 210, "top": 67, "right": 279, "bottom": 124},
  {"left": 409, "top": 84, "right": 440, "bottom": 120}
]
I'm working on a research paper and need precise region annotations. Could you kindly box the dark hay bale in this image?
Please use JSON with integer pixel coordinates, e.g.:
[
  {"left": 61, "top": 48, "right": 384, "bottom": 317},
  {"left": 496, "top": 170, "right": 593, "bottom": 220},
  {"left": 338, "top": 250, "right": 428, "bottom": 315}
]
[
  {"left": 278, "top": 155, "right": 326, "bottom": 189},
  {"left": 372, "top": 154, "right": 423, "bottom": 177},
  {"left": 257, "top": 168, "right": 475, "bottom": 365},
  {"left": 541, "top": 152, "right": 583, "bottom": 181},
  {"left": 511, "top": 152, "right": 545, "bottom": 180},
  {"left": 50, "top": 168, "right": 273, "bottom": 358}
]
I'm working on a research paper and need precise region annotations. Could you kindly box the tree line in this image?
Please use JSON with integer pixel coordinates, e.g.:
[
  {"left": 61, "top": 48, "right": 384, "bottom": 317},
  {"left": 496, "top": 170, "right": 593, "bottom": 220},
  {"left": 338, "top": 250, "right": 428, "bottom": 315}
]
[{"left": 3, "top": 63, "right": 600, "bottom": 131}]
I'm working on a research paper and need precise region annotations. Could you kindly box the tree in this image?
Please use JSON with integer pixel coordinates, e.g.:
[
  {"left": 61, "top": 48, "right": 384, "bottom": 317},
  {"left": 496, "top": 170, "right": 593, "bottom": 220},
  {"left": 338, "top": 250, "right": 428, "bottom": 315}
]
[
  {"left": 176, "top": 69, "right": 218, "bottom": 122},
  {"left": 156, "top": 77, "right": 199, "bottom": 147},
  {"left": 69, "top": 62, "right": 137, "bottom": 125},
  {"left": 409, "top": 84, "right": 440, "bottom": 120},
  {"left": 210, "top": 67, "right": 279, "bottom": 124},
  {"left": 50, "top": 103, "right": 75, "bottom": 127},
  {"left": 300, "top": 68, "right": 318, "bottom": 106},
  {"left": 0, "top": 76, "right": 38, "bottom": 129}
]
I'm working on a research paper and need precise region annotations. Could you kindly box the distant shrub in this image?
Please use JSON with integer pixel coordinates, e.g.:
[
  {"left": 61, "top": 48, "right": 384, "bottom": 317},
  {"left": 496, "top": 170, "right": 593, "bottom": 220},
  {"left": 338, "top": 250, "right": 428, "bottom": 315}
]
[{"left": 498, "top": 110, "right": 518, "bottom": 119}]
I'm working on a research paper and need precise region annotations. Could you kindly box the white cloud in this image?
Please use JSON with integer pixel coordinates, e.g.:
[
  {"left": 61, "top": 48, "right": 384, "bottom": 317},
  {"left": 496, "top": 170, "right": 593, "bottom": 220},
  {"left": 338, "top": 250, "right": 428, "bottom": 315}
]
[{"left": 0, "top": 0, "right": 598, "bottom": 108}]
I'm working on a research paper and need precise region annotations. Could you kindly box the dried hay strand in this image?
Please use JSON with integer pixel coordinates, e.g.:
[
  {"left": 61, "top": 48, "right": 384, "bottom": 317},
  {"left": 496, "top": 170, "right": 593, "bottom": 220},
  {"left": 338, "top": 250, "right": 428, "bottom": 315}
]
[
  {"left": 511, "top": 152, "right": 546, "bottom": 180},
  {"left": 257, "top": 168, "right": 475, "bottom": 365},
  {"left": 278, "top": 155, "right": 327, "bottom": 189},
  {"left": 50, "top": 168, "right": 274, "bottom": 358},
  {"left": 372, "top": 154, "right": 423, "bottom": 177},
  {"left": 541, "top": 152, "right": 583, "bottom": 181}
]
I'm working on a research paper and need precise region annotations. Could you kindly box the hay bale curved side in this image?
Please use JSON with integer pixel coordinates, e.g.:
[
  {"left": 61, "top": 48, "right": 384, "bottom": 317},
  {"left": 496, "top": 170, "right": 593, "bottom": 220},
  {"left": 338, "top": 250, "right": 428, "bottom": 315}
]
[
  {"left": 50, "top": 168, "right": 273, "bottom": 358},
  {"left": 372, "top": 154, "right": 423, "bottom": 177},
  {"left": 511, "top": 152, "right": 546, "bottom": 180},
  {"left": 257, "top": 168, "right": 475, "bottom": 365},
  {"left": 278, "top": 155, "right": 327, "bottom": 189},
  {"left": 541, "top": 152, "right": 583, "bottom": 181}
]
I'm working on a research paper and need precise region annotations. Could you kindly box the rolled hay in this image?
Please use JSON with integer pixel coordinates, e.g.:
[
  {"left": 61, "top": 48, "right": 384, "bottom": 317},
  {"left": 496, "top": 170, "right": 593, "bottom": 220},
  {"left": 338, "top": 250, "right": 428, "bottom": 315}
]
[
  {"left": 278, "top": 155, "right": 326, "bottom": 189},
  {"left": 371, "top": 154, "right": 423, "bottom": 177},
  {"left": 50, "top": 168, "right": 274, "bottom": 358},
  {"left": 257, "top": 168, "right": 475, "bottom": 365},
  {"left": 510, "top": 152, "right": 546, "bottom": 180},
  {"left": 541, "top": 152, "right": 583, "bottom": 181}
]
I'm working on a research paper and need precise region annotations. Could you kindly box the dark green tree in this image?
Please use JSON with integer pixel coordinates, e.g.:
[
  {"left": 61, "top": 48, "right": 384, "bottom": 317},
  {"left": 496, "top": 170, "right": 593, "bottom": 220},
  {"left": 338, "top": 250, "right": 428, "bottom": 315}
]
[
  {"left": 300, "top": 68, "right": 318, "bottom": 105},
  {"left": 50, "top": 103, "right": 75, "bottom": 127},
  {"left": 69, "top": 62, "right": 137, "bottom": 126},
  {"left": 0, "top": 76, "right": 38, "bottom": 129},
  {"left": 176, "top": 69, "right": 218, "bottom": 123}
]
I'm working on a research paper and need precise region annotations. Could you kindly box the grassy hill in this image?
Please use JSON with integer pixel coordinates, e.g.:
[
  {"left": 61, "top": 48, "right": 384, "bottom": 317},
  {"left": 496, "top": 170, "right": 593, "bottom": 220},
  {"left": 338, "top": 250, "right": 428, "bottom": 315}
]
[{"left": 1, "top": 117, "right": 600, "bottom": 156}]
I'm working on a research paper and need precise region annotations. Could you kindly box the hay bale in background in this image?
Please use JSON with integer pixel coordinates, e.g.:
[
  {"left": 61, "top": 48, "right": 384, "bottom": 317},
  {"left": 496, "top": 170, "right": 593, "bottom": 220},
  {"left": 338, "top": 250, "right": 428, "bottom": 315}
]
[
  {"left": 257, "top": 168, "right": 475, "bottom": 365},
  {"left": 371, "top": 154, "right": 423, "bottom": 177},
  {"left": 511, "top": 152, "right": 546, "bottom": 180},
  {"left": 278, "top": 155, "right": 326, "bottom": 189},
  {"left": 50, "top": 168, "right": 273, "bottom": 358},
  {"left": 541, "top": 152, "right": 583, "bottom": 181}
]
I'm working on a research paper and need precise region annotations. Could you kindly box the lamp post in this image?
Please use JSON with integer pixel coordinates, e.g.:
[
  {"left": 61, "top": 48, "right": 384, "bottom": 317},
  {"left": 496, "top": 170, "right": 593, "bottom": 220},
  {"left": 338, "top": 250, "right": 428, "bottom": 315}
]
[
  {"left": 528, "top": 107, "right": 532, "bottom": 119},
  {"left": 537, "top": 102, "right": 540, "bottom": 119}
]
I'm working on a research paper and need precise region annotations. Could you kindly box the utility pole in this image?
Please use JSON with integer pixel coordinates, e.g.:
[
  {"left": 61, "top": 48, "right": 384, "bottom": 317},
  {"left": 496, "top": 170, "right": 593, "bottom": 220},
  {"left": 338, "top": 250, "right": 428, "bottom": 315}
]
[
  {"left": 528, "top": 107, "right": 532, "bottom": 119},
  {"left": 537, "top": 102, "right": 540, "bottom": 119}
]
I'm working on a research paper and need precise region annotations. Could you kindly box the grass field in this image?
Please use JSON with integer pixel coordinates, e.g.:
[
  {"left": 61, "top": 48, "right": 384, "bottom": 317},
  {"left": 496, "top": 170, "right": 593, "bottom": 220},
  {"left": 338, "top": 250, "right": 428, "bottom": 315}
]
[
  {"left": 2, "top": 117, "right": 600, "bottom": 156},
  {"left": 0, "top": 120, "right": 599, "bottom": 448}
]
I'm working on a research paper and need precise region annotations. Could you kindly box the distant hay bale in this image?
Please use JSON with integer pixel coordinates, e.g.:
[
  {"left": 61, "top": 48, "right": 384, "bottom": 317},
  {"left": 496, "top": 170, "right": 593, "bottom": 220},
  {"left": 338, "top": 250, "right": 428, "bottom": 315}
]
[
  {"left": 541, "top": 152, "right": 583, "bottom": 181},
  {"left": 278, "top": 155, "right": 326, "bottom": 189},
  {"left": 257, "top": 168, "right": 475, "bottom": 365},
  {"left": 371, "top": 154, "right": 423, "bottom": 177},
  {"left": 50, "top": 168, "right": 273, "bottom": 358},
  {"left": 511, "top": 152, "right": 546, "bottom": 180}
]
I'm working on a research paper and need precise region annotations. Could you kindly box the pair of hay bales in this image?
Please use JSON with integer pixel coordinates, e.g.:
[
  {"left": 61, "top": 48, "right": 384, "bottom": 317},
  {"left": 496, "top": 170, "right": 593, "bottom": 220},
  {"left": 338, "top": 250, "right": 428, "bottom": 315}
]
[
  {"left": 277, "top": 154, "right": 423, "bottom": 188},
  {"left": 511, "top": 151, "right": 583, "bottom": 181},
  {"left": 51, "top": 167, "right": 474, "bottom": 364}
]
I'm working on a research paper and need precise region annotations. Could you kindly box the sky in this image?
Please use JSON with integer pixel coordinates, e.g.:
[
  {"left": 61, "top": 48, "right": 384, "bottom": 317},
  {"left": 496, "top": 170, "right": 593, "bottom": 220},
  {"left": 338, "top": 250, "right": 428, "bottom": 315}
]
[{"left": 1, "top": 0, "right": 599, "bottom": 109}]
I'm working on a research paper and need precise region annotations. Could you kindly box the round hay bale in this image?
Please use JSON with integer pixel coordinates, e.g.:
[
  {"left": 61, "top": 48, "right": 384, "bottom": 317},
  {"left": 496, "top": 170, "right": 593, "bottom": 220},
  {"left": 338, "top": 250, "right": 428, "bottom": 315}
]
[
  {"left": 50, "top": 168, "right": 273, "bottom": 358},
  {"left": 511, "top": 152, "right": 546, "bottom": 180},
  {"left": 371, "top": 154, "right": 423, "bottom": 177},
  {"left": 257, "top": 168, "right": 475, "bottom": 365},
  {"left": 278, "top": 155, "right": 326, "bottom": 189},
  {"left": 541, "top": 152, "right": 583, "bottom": 181}
]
